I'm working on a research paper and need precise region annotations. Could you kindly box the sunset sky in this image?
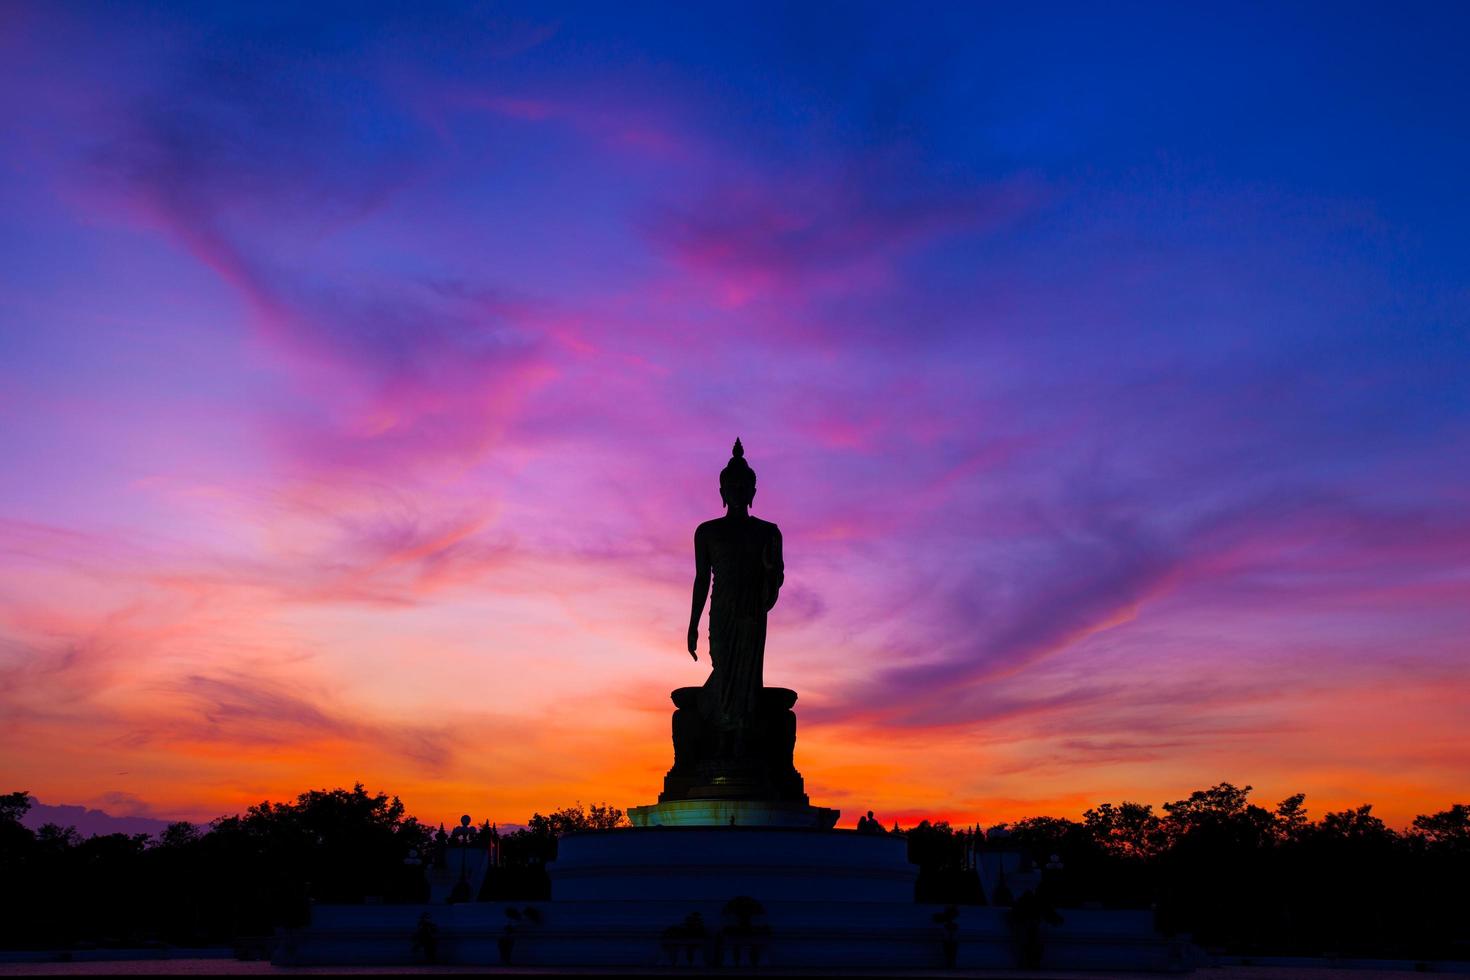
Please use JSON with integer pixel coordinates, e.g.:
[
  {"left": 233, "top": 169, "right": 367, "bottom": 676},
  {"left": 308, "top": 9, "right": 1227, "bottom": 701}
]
[{"left": 1, "top": 2, "right": 1467, "bottom": 832}]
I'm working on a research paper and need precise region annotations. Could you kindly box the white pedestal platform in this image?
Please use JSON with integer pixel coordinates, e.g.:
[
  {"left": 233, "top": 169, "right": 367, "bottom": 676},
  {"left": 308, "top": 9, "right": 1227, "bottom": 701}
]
[
  {"left": 628, "top": 798, "right": 839, "bottom": 828},
  {"left": 275, "top": 827, "right": 1189, "bottom": 970},
  {"left": 553, "top": 826, "right": 913, "bottom": 903}
]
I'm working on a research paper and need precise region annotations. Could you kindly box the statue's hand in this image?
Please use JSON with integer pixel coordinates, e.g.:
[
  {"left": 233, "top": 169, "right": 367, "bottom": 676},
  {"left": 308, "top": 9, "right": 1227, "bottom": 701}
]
[{"left": 687, "top": 626, "right": 699, "bottom": 660}]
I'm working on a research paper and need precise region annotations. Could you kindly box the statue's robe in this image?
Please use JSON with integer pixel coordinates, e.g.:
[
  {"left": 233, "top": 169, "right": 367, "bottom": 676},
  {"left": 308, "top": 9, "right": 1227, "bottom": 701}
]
[{"left": 697, "top": 515, "right": 783, "bottom": 732}]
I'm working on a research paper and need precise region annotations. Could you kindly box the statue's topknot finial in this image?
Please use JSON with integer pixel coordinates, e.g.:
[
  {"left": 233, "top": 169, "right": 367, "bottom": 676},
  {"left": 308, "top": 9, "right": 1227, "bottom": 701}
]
[{"left": 720, "top": 437, "right": 755, "bottom": 494}]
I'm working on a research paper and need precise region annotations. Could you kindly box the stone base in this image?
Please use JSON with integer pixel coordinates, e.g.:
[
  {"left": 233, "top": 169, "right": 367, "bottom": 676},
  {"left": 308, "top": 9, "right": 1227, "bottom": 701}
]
[
  {"left": 628, "top": 799, "right": 838, "bottom": 829},
  {"left": 278, "top": 900, "right": 1190, "bottom": 970},
  {"left": 660, "top": 687, "right": 809, "bottom": 804}
]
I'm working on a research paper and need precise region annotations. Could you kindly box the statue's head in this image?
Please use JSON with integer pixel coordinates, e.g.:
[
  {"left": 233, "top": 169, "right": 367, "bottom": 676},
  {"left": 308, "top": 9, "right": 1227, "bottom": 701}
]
[{"left": 719, "top": 437, "right": 757, "bottom": 509}]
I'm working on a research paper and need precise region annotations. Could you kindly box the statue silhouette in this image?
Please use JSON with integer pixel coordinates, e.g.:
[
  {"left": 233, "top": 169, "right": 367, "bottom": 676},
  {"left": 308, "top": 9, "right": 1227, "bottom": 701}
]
[
  {"left": 639, "top": 437, "right": 825, "bottom": 818},
  {"left": 687, "top": 439, "right": 784, "bottom": 739}
]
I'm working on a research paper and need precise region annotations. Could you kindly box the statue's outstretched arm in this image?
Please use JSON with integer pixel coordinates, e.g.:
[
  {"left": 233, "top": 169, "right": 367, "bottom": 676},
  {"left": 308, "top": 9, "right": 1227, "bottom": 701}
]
[{"left": 687, "top": 526, "right": 711, "bottom": 659}]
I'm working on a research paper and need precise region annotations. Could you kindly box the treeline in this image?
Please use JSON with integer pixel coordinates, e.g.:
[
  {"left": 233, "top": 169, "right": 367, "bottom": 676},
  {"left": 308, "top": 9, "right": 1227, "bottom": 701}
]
[
  {"left": 1, "top": 783, "right": 1466, "bottom": 958},
  {"left": 0, "top": 786, "right": 622, "bottom": 951},
  {"left": 904, "top": 783, "right": 1469, "bottom": 959}
]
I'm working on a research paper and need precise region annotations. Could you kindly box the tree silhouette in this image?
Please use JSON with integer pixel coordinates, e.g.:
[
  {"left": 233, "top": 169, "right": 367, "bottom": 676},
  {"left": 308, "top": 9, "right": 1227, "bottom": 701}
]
[
  {"left": 1412, "top": 804, "right": 1469, "bottom": 849},
  {"left": 1083, "top": 801, "right": 1164, "bottom": 859}
]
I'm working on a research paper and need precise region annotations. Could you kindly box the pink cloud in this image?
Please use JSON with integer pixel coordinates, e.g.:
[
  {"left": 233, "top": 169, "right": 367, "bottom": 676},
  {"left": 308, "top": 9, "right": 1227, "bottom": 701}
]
[{"left": 645, "top": 169, "right": 1044, "bottom": 305}]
